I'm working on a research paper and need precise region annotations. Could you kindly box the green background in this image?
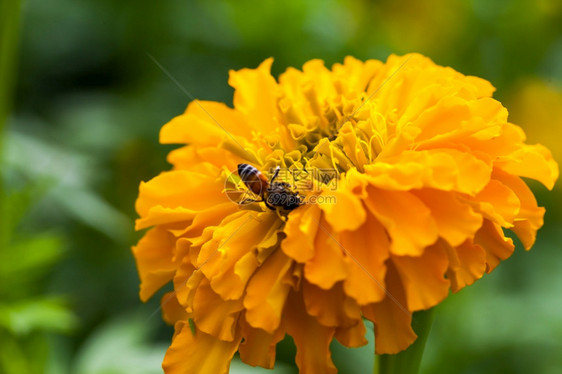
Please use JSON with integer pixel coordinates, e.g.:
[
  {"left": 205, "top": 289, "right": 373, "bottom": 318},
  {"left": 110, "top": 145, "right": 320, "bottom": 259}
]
[{"left": 1, "top": 0, "right": 561, "bottom": 373}]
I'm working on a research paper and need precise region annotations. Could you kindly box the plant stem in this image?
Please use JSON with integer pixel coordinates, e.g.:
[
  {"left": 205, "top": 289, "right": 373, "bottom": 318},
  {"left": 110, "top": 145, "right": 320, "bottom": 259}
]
[{"left": 374, "top": 308, "right": 435, "bottom": 374}]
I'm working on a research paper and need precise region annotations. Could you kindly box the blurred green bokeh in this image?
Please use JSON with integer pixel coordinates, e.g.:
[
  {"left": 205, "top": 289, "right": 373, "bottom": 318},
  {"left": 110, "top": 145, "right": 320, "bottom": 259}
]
[{"left": 1, "top": 0, "right": 561, "bottom": 373}]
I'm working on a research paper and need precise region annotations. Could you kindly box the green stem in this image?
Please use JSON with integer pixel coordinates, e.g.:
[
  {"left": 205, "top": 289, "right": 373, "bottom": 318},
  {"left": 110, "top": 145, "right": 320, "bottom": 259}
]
[{"left": 374, "top": 308, "right": 435, "bottom": 374}]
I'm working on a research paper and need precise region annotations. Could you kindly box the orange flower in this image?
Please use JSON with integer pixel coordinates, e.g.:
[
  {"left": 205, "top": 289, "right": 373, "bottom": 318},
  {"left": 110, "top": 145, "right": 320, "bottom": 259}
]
[{"left": 132, "top": 54, "right": 558, "bottom": 373}]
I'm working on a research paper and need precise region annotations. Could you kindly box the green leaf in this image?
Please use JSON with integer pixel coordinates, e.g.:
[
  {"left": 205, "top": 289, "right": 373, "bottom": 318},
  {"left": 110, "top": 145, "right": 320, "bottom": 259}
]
[
  {"left": 72, "top": 313, "right": 168, "bottom": 374},
  {"left": 4, "top": 130, "right": 132, "bottom": 243},
  {"left": 0, "top": 233, "right": 65, "bottom": 297},
  {"left": 0, "top": 233, "right": 64, "bottom": 274},
  {"left": 0, "top": 331, "right": 32, "bottom": 374},
  {"left": 0, "top": 184, "right": 48, "bottom": 249},
  {"left": 0, "top": 297, "right": 78, "bottom": 336}
]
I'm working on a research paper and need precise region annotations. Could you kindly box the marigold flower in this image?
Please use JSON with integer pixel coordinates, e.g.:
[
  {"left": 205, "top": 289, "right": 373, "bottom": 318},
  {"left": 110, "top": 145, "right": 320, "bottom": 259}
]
[{"left": 132, "top": 53, "right": 558, "bottom": 373}]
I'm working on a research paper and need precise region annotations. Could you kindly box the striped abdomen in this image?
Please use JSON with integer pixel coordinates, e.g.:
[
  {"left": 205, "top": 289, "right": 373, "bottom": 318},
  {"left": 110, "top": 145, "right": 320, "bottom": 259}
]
[{"left": 238, "top": 163, "right": 269, "bottom": 196}]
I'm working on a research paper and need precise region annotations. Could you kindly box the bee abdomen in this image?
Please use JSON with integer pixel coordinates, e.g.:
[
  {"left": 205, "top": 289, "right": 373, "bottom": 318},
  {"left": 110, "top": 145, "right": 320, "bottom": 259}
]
[{"left": 238, "top": 163, "right": 267, "bottom": 195}]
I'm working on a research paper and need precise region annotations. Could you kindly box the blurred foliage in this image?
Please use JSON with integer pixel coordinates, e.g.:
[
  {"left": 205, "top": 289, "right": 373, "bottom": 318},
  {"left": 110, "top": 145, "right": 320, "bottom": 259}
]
[{"left": 1, "top": 0, "right": 561, "bottom": 373}]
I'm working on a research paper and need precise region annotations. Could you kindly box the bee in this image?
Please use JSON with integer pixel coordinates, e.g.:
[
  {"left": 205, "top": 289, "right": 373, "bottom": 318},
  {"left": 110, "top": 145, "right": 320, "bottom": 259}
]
[{"left": 237, "top": 163, "right": 303, "bottom": 211}]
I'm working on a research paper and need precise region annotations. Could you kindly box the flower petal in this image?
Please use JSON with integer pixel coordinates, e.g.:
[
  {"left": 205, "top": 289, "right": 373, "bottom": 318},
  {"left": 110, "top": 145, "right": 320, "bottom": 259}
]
[
  {"left": 467, "top": 179, "right": 520, "bottom": 228},
  {"left": 304, "top": 218, "right": 349, "bottom": 289},
  {"left": 319, "top": 189, "right": 366, "bottom": 232},
  {"left": 474, "top": 219, "right": 515, "bottom": 273},
  {"left": 334, "top": 320, "right": 368, "bottom": 348},
  {"left": 365, "top": 187, "right": 438, "bottom": 256},
  {"left": 162, "top": 322, "right": 241, "bottom": 374},
  {"left": 319, "top": 170, "right": 367, "bottom": 232},
  {"left": 302, "top": 281, "right": 361, "bottom": 328},
  {"left": 284, "top": 292, "right": 337, "bottom": 374},
  {"left": 160, "top": 101, "right": 251, "bottom": 146},
  {"left": 229, "top": 58, "right": 279, "bottom": 133},
  {"left": 411, "top": 96, "right": 473, "bottom": 142},
  {"left": 363, "top": 264, "right": 416, "bottom": 354},
  {"left": 161, "top": 292, "right": 189, "bottom": 325},
  {"left": 493, "top": 169, "right": 545, "bottom": 249},
  {"left": 391, "top": 243, "right": 450, "bottom": 311},
  {"left": 340, "top": 213, "right": 389, "bottom": 305},
  {"left": 132, "top": 227, "right": 176, "bottom": 301},
  {"left": 365, "top": 149, "right": 491, "bottom": 195},
  {"left": 200, "top": 212, "right": 282, "bottom": 301},
  {"left": 192, "top": 279, "right": 244, "bottom": 341},
  {"left": 239, "top": 319, "right": 285, "bottom": 369},
  {"left": 412, "top": 189, "right": 482, "bottom": 247},
  {"left": 496, "top": 143, "right": 559, "bottom": 190},
  {"left": 166, "top": 146, "right": 240, "bottom": 173},
  {"left": 244, "top": 248, "right": 294, "bottom": 333},
  {"left": 440, "top": 239, "right": 487, "bottom": 293},
  {"left": 281, "top": 203, "right": 322, "bottom": 263},
  {"left": 173, "top": 253, "right": 201, "bottom": 313},
  {"left": 135, "top": 170, "right": 229, "bottom": 221},
  {"left": 167, "top": 202, "right": 239, "bottom": 238},
  {"left": 135, "top": 206, "right": 194, "bottom": 231}
]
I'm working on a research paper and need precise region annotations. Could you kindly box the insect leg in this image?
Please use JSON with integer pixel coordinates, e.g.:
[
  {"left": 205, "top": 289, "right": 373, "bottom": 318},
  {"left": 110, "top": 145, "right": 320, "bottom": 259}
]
[{"left": 270, "top": 166, "right": 281, "bottom": 183}]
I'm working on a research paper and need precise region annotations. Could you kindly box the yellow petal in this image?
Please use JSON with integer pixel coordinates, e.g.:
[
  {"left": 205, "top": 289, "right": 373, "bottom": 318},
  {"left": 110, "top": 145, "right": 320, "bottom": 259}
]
[
  {"left": 450, "top": 122, "right": 524, "bottom": 158},
  {"left": 319, "top": 169, "right": 368, "bottom": 232},
  {"left": 340, "top": 213, "right": 390, "bottom": 305},
  {"left": 200, "top": 212, "right": 281, "bottom": 301},
  {"left": 162, "top": 322, "right": 241, "bottom": 374},
  {"left": 413, "top": 97, "right": 506, "bottom": 146},
  {"left": 365, "top": 187, "right": 438, "bottom": 256},
  {"left": 334, "top": 320, "right": 368, "bottom": 348},
  {"left": 132, "top": 227, "right": 176, "bottom": 301},
  {"left": 173, "top": 254, "right": 201, "bottom": 314},
  {"left": 167, "top": 202, "right": 239, "bottom": 238},
  {"left": 474, "top": 219, "right": 515, "bottom": 273},
  {"left": 334, "top": 56, "right": 383, "bottom": 94},
  {"left": 135, "top": 206, "right": 195, "bottom": 231},
  {"left": 319, "top": 188, "right": 366, "bottom": 232},
  {"left": 238, "top": 318, "right": 285, "bottom": 369},
  {"left": 366, "top": 149, "right": 491, "bottom": 195},
  {"left": 411, "top": 96, "right": 472, "bottom": 142},
  {"left": 281, "top": 203, "right": 322, "bottom": 263},
  {"left": 192, "top": 279, "right": 244, "bottom": 342},
  {"left": 302, "top": 281, "right": 361, "bottom": 328},
  {"left": 467, "top": 179, "right": 520, "bottom": 228},
  {"left": 304, "top": 218, "right": 349, "bottom": 289},
  {"left": 493, "top": 169, "right": 545, "bottom": 249},
  {"left": 440, "top": 239, "right": 487, "bottom": 293},
  {"left": 160, "top": 100, "right": 251, "bottom": 146},
  {"left": 339, "top": 123, "right": 370, "bottom": 169},
  {"left": 363, "top": 264, "right": 417, "bottom": 355},
  {"left": 135, "top": 170, "right": 229, "bottom": 220},
  {"left": 229, "top": 58, "right": 279, "bottom": 133},
  {"left": 300, "top": 59, "right": 337, "bottom": 100},
  {"left": 244, "top": 249, "right": 294, "bottom": 333},
  {"left": 412, "top": 189, "right": 482, "bottom": 247},
  {"left": 496, "top": 143, "right": 559, "bottom": 190},
  {"left": 465, "top": 75, "right": 496, "bottom": 98},
  {"left": 166, "top": 146, "right": 240, "bottom": 173},
  {"left": 391, "top": 243, "right": 450, "bottom": 311},
  {"left": 161, "top": 292, "right": 189, "bottom": 325},
  {"left": 284, "top": 292, "right": 338, "bottom": 374}
]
